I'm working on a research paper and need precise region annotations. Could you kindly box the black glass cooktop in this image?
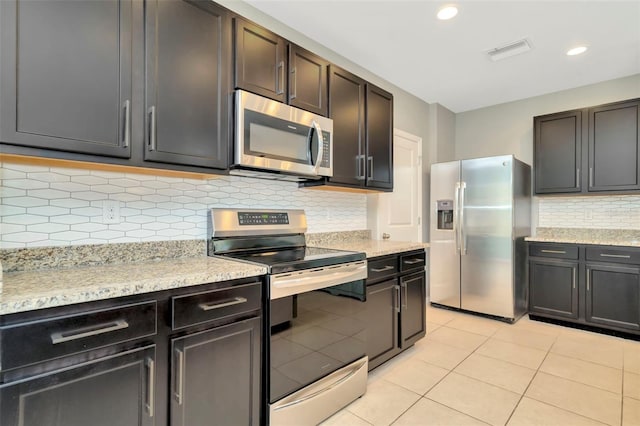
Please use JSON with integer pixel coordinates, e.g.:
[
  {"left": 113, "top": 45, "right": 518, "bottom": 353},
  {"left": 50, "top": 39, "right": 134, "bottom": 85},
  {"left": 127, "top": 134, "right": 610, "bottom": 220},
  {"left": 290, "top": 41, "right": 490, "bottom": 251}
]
[{"left": 221, "top": 246, "right": 365, "bottom": 274}]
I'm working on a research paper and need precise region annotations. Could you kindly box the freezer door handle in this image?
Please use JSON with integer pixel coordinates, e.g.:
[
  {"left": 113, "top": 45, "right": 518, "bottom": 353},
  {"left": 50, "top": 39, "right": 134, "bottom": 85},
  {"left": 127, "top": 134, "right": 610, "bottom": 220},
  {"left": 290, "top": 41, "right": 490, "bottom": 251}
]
[
  {"left": 460, "top": 181, "right": 467, "bottom": 255},
  {"left": 454, "top": 182, "right": 461, "bottom": 253}
]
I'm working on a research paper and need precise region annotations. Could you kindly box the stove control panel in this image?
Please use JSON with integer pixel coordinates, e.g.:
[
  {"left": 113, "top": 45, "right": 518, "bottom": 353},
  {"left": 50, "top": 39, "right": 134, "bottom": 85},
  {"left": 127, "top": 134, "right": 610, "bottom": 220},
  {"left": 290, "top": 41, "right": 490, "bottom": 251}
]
[{"left": 238, "top": 212, "right": 290, "bottom": 226}]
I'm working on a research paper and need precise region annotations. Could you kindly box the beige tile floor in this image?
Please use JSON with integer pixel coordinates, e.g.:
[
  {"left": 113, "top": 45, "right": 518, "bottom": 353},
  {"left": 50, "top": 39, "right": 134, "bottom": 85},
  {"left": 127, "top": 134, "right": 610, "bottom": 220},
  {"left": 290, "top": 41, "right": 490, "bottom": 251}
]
[{"left": 321, "top": 305, "right": 640, "bottom": 426}]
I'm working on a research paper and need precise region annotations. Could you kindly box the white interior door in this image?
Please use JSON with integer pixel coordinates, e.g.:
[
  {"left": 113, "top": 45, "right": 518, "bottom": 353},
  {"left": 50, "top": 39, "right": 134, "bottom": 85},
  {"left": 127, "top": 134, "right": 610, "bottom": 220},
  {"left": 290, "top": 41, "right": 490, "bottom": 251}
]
[{"left": 376, "top": 129, "right": 423, "bottom": 242}]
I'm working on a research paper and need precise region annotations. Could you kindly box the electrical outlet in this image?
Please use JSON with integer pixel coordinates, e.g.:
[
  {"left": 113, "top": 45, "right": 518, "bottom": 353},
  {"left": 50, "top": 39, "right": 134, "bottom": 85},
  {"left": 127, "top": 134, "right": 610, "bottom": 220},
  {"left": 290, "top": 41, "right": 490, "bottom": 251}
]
[
  {"left": 102, "top": 200, "right": 120, "bottom": 224},
  {"left": 585, "top": 209, "right": 593, "bottom": 220}
]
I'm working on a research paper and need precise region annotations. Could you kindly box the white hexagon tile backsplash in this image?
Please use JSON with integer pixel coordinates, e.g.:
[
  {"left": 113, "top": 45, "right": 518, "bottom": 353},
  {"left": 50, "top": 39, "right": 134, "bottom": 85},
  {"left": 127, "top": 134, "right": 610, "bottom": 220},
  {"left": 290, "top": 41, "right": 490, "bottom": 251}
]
[
  {"left": 538, "top": 195, "right": 640, "bottom": 229},
  {"left": 0, "top": 163, "right": 367, "bottom": 248}
]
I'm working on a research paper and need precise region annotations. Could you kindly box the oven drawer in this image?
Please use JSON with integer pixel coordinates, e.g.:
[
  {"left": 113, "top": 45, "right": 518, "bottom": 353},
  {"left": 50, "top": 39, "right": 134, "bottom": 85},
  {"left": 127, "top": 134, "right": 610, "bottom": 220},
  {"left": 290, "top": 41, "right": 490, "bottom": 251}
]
[
  {"left": 367, "top": 256, "right": 398, "bottom": 282},
  {"left": 529, "top": 243, "right": 578, "bottom": 260},
  {"left": 586, "top": 246, "right": 640, "bottom": 265},
  {"left": 399, "top": 251, "right": 425, "bottom": 273},
  {"left": 172, "top": 282, "right": 261, "bottom": 330},
  {"left": 0, "top": 300, "right": 157, "bottom": 371}
]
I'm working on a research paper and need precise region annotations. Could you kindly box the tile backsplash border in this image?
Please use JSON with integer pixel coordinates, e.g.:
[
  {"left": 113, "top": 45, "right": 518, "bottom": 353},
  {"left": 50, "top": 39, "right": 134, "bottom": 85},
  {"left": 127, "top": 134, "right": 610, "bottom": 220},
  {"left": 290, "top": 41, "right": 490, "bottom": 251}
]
[
  {"left": 537, "top": 194, "right": 640, "bottom": 230},
  {"left": 0, "top": 163, "right": 367, "bottom": 248}
]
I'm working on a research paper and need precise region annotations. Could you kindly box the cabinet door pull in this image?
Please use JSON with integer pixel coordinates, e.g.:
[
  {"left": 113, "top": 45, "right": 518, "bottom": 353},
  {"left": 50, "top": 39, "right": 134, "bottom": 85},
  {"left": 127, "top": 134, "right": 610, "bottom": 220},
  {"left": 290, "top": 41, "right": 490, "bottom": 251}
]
[
  {"left": 371, "top": 265, "right": 394, "bottom": 273},
  {"left": 359, "top": 155, "right": 366, "bottom": 180},
  {"left": 146, "top": 357, "right": 155, "bottom": 417},
  {"left": 540, "top": 249, "right": 567, "bottom": 254},
  {"left": 368, "top": 156, "right": 374, "bottom": 178},
  {"left": 290, "top": 67, "right": 297, "bottom": 99},
  {"left": 277, "top": 61, "right": 285, "bottom": 95},
  {"left": 572, "top": 270, "right": 576, "bottom": 289},
  {"left": 589, "top": 167, "right": 594, "bottom": 187},
  {"left": 395, "top": 285, "right": 401, "bottom": 313},
  {"left": 199, "top": 296, "right": 248, "bottom": 311},
  {"left": 174, "top": 348, "right": 185, "bottom": 405},
  {"left": 51, "top": 319, "right": 129, "bottom": 344},
  {"left": 404, "top": 258, "right": 423, "bottom": 265},
  {"left": 576, "top": 168, "right": 580, "bottom": 188},
  {"left": 122, "top": 100, "right": 131, "bottom": 148},
  {"left": 587, "top": 269, "right": 590, "bottom": 291},
  {"left": 401, "top": 282, "right": 408, "bottom": 309},
  {"left": 148, "top": 106, "right": 157, "bottom": 151},
  {"left": 600, "top": 253, "right": 631, "bottom": 259}
]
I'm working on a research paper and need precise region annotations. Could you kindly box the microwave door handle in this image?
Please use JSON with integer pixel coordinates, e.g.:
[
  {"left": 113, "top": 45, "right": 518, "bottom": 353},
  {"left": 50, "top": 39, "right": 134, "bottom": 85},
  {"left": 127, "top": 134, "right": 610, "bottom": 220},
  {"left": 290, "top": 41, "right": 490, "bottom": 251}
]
[{"left": 311, "top": 121, "right": 324, "bottom": 174}]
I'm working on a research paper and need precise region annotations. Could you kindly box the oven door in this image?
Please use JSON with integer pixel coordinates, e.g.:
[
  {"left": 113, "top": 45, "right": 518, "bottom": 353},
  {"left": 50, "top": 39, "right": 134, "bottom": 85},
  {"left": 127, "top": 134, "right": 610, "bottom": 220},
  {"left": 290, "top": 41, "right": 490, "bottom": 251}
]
[
  {"left": 269, "top": 276, "right": 367, "bottom": 404},
  {"left": 234, "top": 90, "right": 332, "bottom": 177}
]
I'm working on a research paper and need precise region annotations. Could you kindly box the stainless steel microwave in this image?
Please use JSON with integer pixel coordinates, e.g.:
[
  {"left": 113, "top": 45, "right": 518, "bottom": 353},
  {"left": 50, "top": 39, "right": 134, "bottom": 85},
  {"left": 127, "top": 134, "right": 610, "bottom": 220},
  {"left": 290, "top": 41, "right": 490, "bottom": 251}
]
[{"left": 231, "top": 90, "right": 333, "bottom": 181}]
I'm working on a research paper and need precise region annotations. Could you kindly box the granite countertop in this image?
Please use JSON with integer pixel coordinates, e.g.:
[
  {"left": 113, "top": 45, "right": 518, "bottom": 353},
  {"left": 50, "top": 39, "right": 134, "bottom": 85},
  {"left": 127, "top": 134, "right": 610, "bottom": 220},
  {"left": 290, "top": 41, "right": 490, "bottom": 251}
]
[
  {"left": 0, "top": 256, "right": 267, "bottom": 316},
  {"left": 312, "top": 239, "right": 429, "bottom": 258},
  {"left": 525, "top": 228, "right": 640, "bottom": 247},
  {"left": 0, "top": 232, "right": 428, "bottom": 316}
]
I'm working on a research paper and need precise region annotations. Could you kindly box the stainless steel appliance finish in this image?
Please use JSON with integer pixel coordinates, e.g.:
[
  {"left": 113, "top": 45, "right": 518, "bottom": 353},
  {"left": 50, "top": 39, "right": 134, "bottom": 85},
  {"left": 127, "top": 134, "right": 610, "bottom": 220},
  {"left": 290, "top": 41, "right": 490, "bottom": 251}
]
[
  {"left": 208, "top": 208, "right": 368, "bottom": 425},
  {"left": 232, "top": 90, "right": 333, "bottom": 181},
  {"left": 429, "top": 155, "right": 531, "bottom": 321}
]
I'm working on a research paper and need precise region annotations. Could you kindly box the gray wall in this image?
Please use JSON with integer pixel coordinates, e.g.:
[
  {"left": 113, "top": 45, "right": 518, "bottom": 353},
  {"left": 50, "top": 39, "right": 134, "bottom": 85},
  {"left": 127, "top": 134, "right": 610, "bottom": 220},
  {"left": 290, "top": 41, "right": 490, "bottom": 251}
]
[{"left": 455, "top": 74, "right": 640, "bottom": 165}]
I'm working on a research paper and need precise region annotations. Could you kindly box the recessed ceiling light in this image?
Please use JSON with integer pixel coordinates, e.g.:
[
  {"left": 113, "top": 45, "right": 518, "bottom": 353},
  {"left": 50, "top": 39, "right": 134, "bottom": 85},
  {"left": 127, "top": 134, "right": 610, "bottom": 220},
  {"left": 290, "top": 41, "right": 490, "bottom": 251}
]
[
  {"left": 567, "top": 46, "right": 588, "bottom": 56},
  {"left": 437, "top": 5, "right": 458, "bottom": 20}
]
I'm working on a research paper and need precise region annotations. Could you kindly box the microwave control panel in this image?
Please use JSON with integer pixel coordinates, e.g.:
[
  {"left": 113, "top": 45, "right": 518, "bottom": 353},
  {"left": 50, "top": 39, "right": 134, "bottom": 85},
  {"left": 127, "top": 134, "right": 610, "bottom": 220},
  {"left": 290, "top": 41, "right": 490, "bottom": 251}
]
[{"left": 320, "top": 131, "right": 331, "bottom": 167}]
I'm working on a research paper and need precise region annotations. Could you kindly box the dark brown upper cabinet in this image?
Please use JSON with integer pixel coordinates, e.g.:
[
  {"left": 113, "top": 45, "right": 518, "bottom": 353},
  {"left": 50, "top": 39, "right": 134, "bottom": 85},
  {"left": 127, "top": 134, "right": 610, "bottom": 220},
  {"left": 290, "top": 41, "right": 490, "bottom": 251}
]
[
  {"left": 288, "top": 45, "right": 329, "bottom": 116},
  {"left": 321, "top": 66, "right": 394, "bottom": 191},
  {"left": 534, "top": 98, "right": 640, "bottom": 195},
  {"left": 534, "top": 109, "right": 584, "bottom": 194},
  {"left": 327, "top": 65, "right": 367, "bottom": 187},
  {"left": 144, "top": 0, "right": 231, "bottom": 169},
  {"left": 0, "top": 0, "right": 133, "bottom": 158},
  {"left": 233, "top": 18, "right": 329, "bottom": 116},
  {"left": 365, "top": 84, "right": 394, "bottom": 190},
  {"left": 233, "top": 18, "right": 287, "bottom": 104},
  {"left": 588, "top": 100, "right": 640, "bottom": 192}
]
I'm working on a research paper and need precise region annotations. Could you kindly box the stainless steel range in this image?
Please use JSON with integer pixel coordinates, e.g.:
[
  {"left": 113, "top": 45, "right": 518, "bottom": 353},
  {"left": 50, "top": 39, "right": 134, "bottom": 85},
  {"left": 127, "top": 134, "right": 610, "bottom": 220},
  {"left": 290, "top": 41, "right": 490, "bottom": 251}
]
[{"left": 208, "top": 208, "right": 368, "bottom": 425}]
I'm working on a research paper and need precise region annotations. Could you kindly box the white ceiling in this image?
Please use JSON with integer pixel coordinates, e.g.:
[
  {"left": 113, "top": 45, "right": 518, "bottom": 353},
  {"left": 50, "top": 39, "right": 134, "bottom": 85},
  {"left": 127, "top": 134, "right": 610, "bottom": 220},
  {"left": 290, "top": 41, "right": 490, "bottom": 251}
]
[{"left": 244, "top": 0, "right": 640, "bottom": 113}]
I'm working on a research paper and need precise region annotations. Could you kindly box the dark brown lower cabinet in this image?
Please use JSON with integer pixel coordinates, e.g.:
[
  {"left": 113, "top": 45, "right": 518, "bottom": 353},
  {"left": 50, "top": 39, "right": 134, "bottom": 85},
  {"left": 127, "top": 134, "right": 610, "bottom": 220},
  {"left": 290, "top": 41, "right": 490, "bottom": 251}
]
[
  {"left": 585, "top": 264, "right": 640, "bottom": 331},
  {"left": 529, "top": 259, "right": 578, "bottom": 319},
  {"left": 400, "top": 272, "right": 427, "bottom": 348},
  {"left": 170, "top": 318, "right": 261, "bottom": 426},
  {"left": 0, "top": 345, "right": 156, "bottom": 426},
  {"left": 366, "top": 279, "right": 400, "bottom": 369},
  {"left": 528, "top": 242, "right": 640, "bottom": 336},
  {"left": 365, "top": 250, "right": 426, "bottom": 370}
]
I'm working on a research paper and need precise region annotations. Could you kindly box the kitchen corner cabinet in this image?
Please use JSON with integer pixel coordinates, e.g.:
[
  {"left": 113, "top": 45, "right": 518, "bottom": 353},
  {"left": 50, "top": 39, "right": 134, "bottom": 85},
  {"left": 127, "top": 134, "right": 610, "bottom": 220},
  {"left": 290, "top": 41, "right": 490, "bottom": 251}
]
[
  {"left": 144, "top": 0, "right": 231, "bottom": 169},
  {"left": 528, "top": 242, "right": 640, "bottom": 334},
  {"left": 534, "top": 98, "right": 640, "bottom": 195},
  {"left": 0, "top": 0, "right": 133, "bottom": 158},
  {"left": 366, "top": 249, "right": 426, "bottom": 370},
  {"left": 323, "top": 66, "right": 394, "bottom": 191}
]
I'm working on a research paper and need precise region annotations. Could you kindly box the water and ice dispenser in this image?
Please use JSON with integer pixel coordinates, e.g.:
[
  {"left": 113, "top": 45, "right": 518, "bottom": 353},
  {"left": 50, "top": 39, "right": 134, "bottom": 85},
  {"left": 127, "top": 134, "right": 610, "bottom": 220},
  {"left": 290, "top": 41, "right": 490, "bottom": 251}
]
[{"left": 436, "top": 200, "right": 454, "bottom": 230}]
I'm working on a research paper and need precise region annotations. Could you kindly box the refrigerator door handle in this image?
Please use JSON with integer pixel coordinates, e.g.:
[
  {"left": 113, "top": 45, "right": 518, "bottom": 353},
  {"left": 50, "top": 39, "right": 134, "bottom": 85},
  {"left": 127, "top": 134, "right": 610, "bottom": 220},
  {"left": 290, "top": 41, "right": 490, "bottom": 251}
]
[
  {"left": 454, "top": 182, "right": 461, "bottom": 253},
  {"left": 460, "top": 181, "right": 467, "bottom": 255}
]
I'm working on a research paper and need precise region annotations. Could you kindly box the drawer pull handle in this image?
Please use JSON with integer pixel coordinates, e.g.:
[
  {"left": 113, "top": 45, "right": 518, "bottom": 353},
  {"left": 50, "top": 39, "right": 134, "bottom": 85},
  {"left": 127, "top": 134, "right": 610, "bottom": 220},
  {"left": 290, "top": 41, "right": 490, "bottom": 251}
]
[
  {"left": 51, "top": 319, "right": 129, "bottom": 344},
  {"left": 371, "top": 265, "right": 395, "bottom": 273},
  {"left": 540, "top": 249, "right": 566, "bottom": 254},
  {"left": 600, "top": 253, "right": 631, "bottom": 259},
  {"left": 199, "top": 297, "right": 247, "bottom": 311},
  {"left": 404, "top": 259, "right": 423, "bottom": 265}
]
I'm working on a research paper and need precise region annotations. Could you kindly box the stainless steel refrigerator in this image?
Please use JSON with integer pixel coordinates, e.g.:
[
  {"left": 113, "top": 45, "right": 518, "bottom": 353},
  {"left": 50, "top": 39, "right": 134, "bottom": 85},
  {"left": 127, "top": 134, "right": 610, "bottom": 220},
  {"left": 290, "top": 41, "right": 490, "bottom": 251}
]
[{"left": 429, "top": 155, "right": 531, "bottom": 321}]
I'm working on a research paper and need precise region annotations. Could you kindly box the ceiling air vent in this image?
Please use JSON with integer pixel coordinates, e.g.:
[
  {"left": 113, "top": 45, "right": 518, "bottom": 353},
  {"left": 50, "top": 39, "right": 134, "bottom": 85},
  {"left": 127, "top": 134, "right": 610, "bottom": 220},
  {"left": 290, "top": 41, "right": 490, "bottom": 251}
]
[{"left": 486, "top": 38, "right": 532, "bottom": 61}]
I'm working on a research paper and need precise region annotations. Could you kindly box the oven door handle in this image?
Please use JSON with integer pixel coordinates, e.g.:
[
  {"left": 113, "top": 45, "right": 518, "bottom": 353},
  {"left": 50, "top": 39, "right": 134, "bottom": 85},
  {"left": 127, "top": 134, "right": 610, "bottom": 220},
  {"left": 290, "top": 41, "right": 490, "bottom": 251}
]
[{"left": 270, "top": 261, "right": 367, "bottom": 300}]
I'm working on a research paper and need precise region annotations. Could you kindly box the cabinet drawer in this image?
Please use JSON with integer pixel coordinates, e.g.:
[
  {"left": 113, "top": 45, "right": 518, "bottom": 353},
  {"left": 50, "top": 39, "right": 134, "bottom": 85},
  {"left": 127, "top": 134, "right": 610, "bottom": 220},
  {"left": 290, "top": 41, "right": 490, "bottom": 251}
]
[
  {"left": 0, "top": 300, "right": 157, "bottom": 371},
  {"left": 529, "top": 243, "right": 578, "bottom": 260},
  {"left": 367, "top": 256, "right": 398, "bottom": 282},
  {"left": 399, "top": 251, "right": 425, "bottom": 273},
  {"left": 586, "top": 246, "right": 640, "bottom": 265},
  {"left": 172, "top": 282, "right": 261, "bottom": 330}
]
